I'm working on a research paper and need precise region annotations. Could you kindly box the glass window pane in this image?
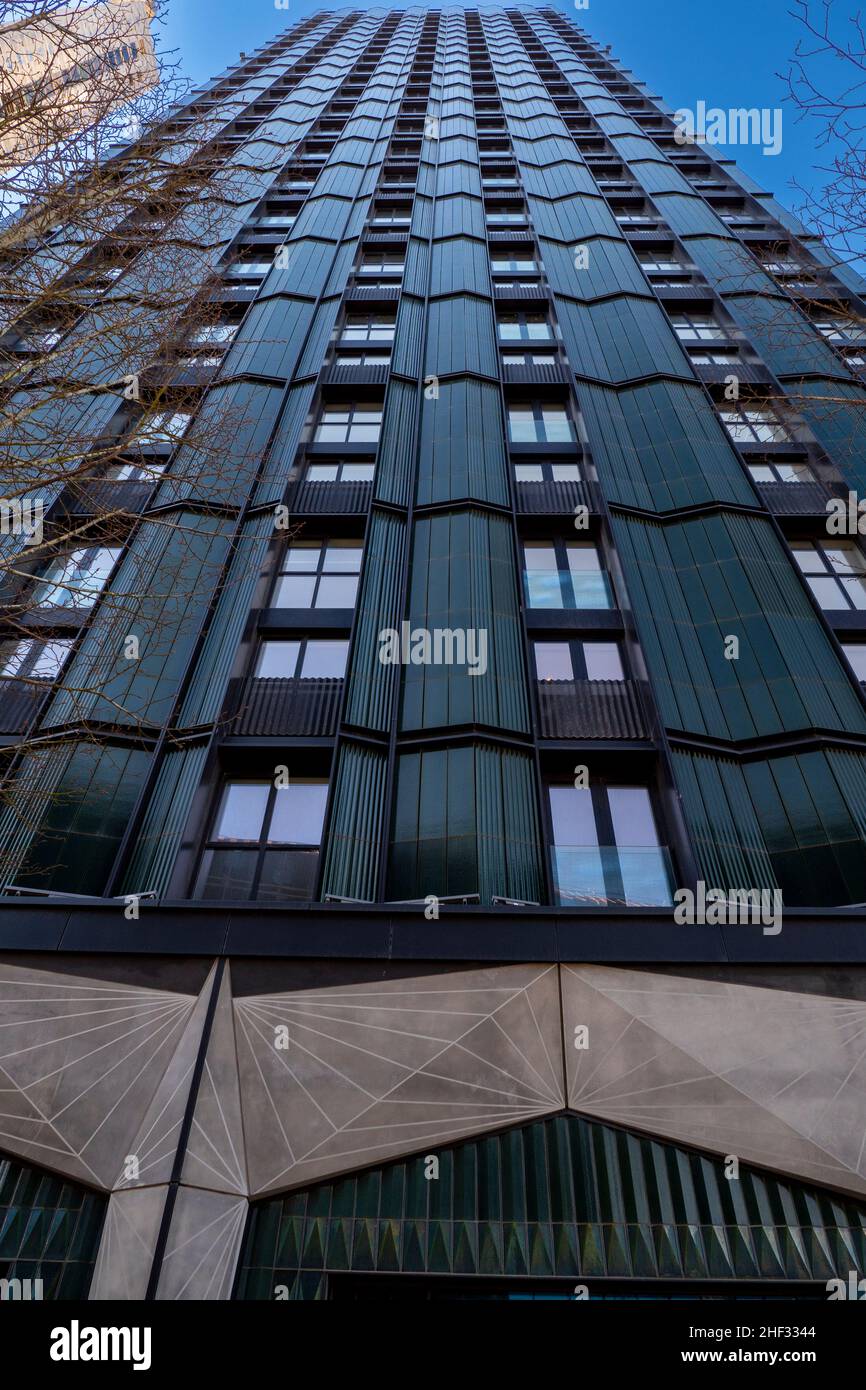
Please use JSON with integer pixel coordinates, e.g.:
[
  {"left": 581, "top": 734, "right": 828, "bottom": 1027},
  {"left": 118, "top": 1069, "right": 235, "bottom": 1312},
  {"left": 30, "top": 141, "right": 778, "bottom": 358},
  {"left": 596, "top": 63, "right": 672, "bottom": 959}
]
[
  {"left": 268, "top": 780, "right": 329, "bottom": 845},
  {"left": 255, "top": 641, "right": 301, "bottom": 678},
  {"left": 282, "top": 545, "right": 321, "bottom": 572},
  {"left": 301, "top": 640, "right": 349, "bottom": 677},
  {"left": 196, "top": 849, "right": 258, "bottom": 900},
  {"left": 257, "top": 849, "right": 320, "bottom": 902},
  {"left": 535, "top": 643, "right": 573, "bottom": 680},
  {"left": 806, "top": 576, "right": 845, "bottom": 609},
  {"left": 551, "top": 463, "right": 581, "bottom": 481},
  {"left": 584, "top": 643, "right": 624, "bottom": 680},
  {"left": 273, "top": 574, "right": 316, "bottom": 607},
  {"left": 549, "top": 786, "right": 598, "bottom": 846},
  {"left": 608, "top": 786, "right": 659, "bottom": 848},
  {"left": 214, "top": 782, "right": 270, "bottom": 841},
  {"left": 515, "top": 464, "right": 544, "bottom": 481},
  {"left": 323, "top": 544, "right": 363, "bottom": 572},
  {"left": 315, "top": 574, "right": 359, "bottom": 607},
  {"left": 842, "top": 645, "right": 866, "bottom": 681}
]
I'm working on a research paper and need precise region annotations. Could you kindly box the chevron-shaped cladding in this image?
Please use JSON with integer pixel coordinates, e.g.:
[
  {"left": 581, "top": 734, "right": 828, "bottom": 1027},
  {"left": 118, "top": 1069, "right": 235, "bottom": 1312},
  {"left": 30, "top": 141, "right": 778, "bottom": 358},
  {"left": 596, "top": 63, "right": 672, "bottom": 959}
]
[{"left": 1, "top": 955, "right": 865, "bottom": 1207}]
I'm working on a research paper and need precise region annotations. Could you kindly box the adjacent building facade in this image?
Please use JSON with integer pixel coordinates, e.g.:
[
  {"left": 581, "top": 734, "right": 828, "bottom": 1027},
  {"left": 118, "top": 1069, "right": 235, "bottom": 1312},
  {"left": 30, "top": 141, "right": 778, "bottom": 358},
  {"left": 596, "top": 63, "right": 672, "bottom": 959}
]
[{"left": 1, "top": 5, "right": 866, "bottom": 1300}]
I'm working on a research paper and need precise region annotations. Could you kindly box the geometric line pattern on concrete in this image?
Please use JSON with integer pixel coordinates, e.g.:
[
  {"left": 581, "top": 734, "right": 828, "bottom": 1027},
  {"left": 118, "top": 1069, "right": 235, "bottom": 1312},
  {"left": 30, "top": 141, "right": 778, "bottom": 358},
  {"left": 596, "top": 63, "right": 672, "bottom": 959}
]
[
  {"left": 234, "top": 963, "right": 564, "bottom": 1195},
  {"left": 88, "top": 1186, "right": 168, "bottom": 1301},
  {"left": 0, "top": 962, "right": 197, "bottom": 1190},
  {"left": 564, "top": 965, "right": 866, "bottom": 1198},
  {"left": 156, "top": 1187, "right": 248, "bottom": 1301},
  {"left": 183, "top": 966, "right": 247, "bottom": 1195}
]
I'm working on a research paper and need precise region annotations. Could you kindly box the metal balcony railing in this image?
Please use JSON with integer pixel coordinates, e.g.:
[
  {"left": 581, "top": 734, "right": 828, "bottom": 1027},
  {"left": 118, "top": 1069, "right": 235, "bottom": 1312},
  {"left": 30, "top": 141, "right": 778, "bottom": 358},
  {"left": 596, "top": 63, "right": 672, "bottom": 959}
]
[
  {"left": 756, "top": 479, "right": 846, "bottom": 516},
  {"left": 536, "top": 679, "right": 648, "bottom": 740},
  {"left": 290, "top": 479, "right": 373, "bottom": 515},
  {"left": 515, "top": 477, "right": 596, "bottom": 515},
  {"left": 0, "top": 679, "right": 49, "bottom": 733},
  {"left": 60, "top": 480, "right": 154, "bottom": 517},
  {"left": 232, "top": 677, "right": 343, "bottom": 737}
]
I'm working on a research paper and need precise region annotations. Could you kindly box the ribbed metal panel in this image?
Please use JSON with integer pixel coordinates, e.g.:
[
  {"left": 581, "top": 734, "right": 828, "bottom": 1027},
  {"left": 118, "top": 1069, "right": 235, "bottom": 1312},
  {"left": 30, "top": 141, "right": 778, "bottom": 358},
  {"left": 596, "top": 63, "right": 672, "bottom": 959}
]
[
  {"left": 612, "top": 511, "right": 866, "bottom": 742},
  {"left": 556, "top": 295, "right": 692, "bottom": 384},
  {"left": 424, "top": 296, "right": 499, "bottom": 378},
  {"left": 323, "top": 362, "right": 390, "bottom": 387},
  {"left": 515, "top": 477, "right": 596, "bottom": 514},
  {"left": 232, "top": 677, "right": 343, "bottom": 736},
  {"left": 401, "top": 510, "right": 529, "bottom": 734},
  {"left": 291, "top": 479, "right": 372, "bottom": 515},
  {"left": 390, "top": 294, "right": 426, "bottom": 379},
  {"left": 179, "top": 513, "right": 275, "bottom": 727},
  {"left": 122, "top": 744, "right": 209, "bottom": 897},
  {"left": 343, "top": 510, "right": 406, "bottom": 733},
  {"left": 42, "top": 514, "right": 233, "bottom": 731},
  {"left": 417, "top": 379, "right": 509, "bottom": 506},
  {"left": 0, "top": 680, "right": 47, "bottom": 734},
  {"left": 374, "top": 379, "right": 420, "bottom": 507},
  {"left": 319, "top": 742, "right": 387, "bottom": 902},
  {"left": 236, "top": 1110, "right": 866, "bottom": 1296},
  {"left": 537, "top": 680, "right": 648, "bottom": 740},
  {"left": 756, "top": 480, "right": 837, "bottom": 517},
  {"left": 253, "top": 381, "right": 317, "bottom": 507},
  {"left": 578, "top": 379, "right": 755, "bottom": 512}
]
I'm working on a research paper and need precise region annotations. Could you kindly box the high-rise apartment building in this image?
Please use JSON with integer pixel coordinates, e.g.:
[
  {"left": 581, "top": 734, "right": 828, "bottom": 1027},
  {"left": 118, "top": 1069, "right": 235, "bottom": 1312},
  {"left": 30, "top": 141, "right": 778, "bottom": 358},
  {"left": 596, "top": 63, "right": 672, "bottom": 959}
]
[{"left": 1, "top": 5, "right": 866, "bottom": 1302}]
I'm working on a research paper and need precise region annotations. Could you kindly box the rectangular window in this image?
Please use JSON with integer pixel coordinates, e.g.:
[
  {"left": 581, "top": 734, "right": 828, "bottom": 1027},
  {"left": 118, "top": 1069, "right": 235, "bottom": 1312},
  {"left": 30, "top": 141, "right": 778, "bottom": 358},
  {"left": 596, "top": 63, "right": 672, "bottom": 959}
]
[
  {"left": 271, "top": 541, "right": 363, "bottom": 609},
  {"left": 313, "top": 402, "right": 382, "bottom": 444},
  {"left": 792, "top": 541, "right": 866, "bottom": 611},
  {"left": 669, "top": 313, "right": 727, "bottom": 342},
  {"left": 720, "top": 404, "right": 793, "bottom": 445},
  {"left": 304, "top": 461, "right": 375, "bottom": 483},
  {"left": 497, "top": 313, "right": 554, "bottom": 342},
  {"left": 340, "top": 315, "right": 395, "bottom": 343},
  {"left": 523, "top": 541, "right": 613, "bottom": 610},
  {"left": 195, "top": 777, "right": 329, "bottom": 902},
  {"left": 0, "top": 636, "right": 74, "bottom": 679},
  {"left": 508, "top": 402, "right": 574, "bottom": 444},
  {"left": 842, "top": 644, "right": 866, "bottom": 681},
  {"left": 548, "top": 783, "right": 671, "bottom": 907},
  {"left": 254, "top": 638, "right": 349, "bottom": 679},
  {"left": 30, "top": 548, "right": 120, "bottom": 610},
  {"left": 138, "top": 411, "right": 192, "bottom": 448}
]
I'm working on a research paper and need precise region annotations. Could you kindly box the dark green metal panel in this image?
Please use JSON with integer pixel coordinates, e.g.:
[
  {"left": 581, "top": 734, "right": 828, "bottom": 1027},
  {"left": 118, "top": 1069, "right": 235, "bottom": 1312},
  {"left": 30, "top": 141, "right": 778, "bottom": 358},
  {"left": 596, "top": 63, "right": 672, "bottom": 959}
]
[
  {"left": 0, "top": 1154, "right": 106, "bottom": 1301},
  {"left": 320, "top": 743, "right": 388, "bottom": 902},
  {"left": 235, "top": 1114, "right": 866, "bottom": 1296}
]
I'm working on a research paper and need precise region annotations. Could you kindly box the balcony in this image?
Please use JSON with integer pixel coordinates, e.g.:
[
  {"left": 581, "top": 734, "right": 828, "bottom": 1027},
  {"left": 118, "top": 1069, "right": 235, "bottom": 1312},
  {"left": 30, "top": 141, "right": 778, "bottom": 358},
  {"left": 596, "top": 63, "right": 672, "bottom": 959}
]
[
  {"left": 756, "top": 478, "right": 845, "bottom": 518},
  {"left": 515, "top": 476, "right": 597, "bottom": 515},
  {"left": 231, "top": 676, "right": 343, "bottom": 737},
  {"left": 551, "top": 844, "right": 675, "bottom": 908},
  {"left": 324, "top": 362, "right": 390, "bottom": 388},
  {"left": 537, "top": 679, "right": 648, "bottom": 740},
  {"left": 290, "top": 478, "right": 372, "bottom": 516},
  {"left": 504, "top": 360, "right": 571, "bottom": 387},
  {"left": 58, "top": 479, "right": 155, "bottom": 518}
]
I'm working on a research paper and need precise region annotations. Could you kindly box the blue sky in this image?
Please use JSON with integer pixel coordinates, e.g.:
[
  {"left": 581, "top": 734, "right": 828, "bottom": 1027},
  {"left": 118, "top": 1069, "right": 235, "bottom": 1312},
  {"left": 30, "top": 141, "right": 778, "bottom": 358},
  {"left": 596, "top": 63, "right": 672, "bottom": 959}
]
[{"left": 157, "top": 0, "right": 842, "bottom": 230}]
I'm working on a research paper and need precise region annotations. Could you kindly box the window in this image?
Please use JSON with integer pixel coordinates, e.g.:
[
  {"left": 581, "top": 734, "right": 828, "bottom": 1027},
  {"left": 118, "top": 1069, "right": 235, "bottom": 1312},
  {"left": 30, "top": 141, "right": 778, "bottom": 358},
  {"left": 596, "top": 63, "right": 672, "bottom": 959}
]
[
  {"left": 636, "top": 257, "right": 680, "bottom": 274},
  {"left": 486, "top": 209, "right": 528, "bottom": 224},
  {"left": 333, "top": 350, "right": 391, "bottom": 366},
  {"left": 357, "top": 255, "right": 404, "bottom": 275},
  {"left": 370, "top": 213, "right": 411, "bottom": 226},
  {"left": 508, "top": 402, "right": 574, "bottom": 444},
  {"left": 534, "top": 640, "right": 624, "bottom": 681},
  {"left": 271, "top": 541, "right": 363, "bottom": 609},
  {"left": 491, "top": 257, "right": 537, "bottom": 272},
  {"left": 104, "top": 461, "right": 166, "bottom": 481},
  {"left": 304, "top": 460, "right": 375, "bottom": 482},
  {"left": 340, "top": 314, "right": 395, "bottom": 343},
  {"left": 719, "top": 403, "right": 793, "bottom": 445},
  {"left": 615, "top": 213, "right": 657, "bottom": 226},
  {"left": 842, "top": 644, "right": 866, "bottom": 682},
  {"left": 254, "top": 638, "right": 349, "bottom": 679},
  {"left": 257, "top": 215, "right": 296, "bottom": 228},
  {"left": 814, "top": 317, "right": 866, "bottom": 344},
  {"left": 0, "top": 636, "right": 74, "bottom": 680},
  {"left": 523, "top": 541, "right": 613, "bottom": 610},
  {"left": 190, "top": 324, "right": 237, "bottom": 346},
  {"left": 669, "top": 313, "right": 727, "bottom": 342},
  {"left": 497, "top": 313, "right": 554, "bottom": 342},
  {"left": 791, "top": 541, "right": 866, "bottom": 611},
  {"left": 227, "top": 260, "right": 272, "bottom": 278},
  {"left": 514, "top": 460, "right": 581, "bottom": 482},
  {"left": 747, "top": 461, "right": 815, "bottom": 485},
  {"left": 548, "top": 783, "right": 672, "bottom": 907},
  {"left": 313, "top": 402, "right": 382, "bottom": 444},
  {"left": 30, "top": 547, "right": 120, "bottom": 610},
  {"left": 502, "top": 351, "right": 558, "bottom": 367},
  {"left": 138, "top": 411, "right": 192, "bottom": 447},
  {"left": 195, "top": 778, "right": 329, "bottom": 902},
  {"left": 688, "top": 348, "right": 740, "bottom": 366}
]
